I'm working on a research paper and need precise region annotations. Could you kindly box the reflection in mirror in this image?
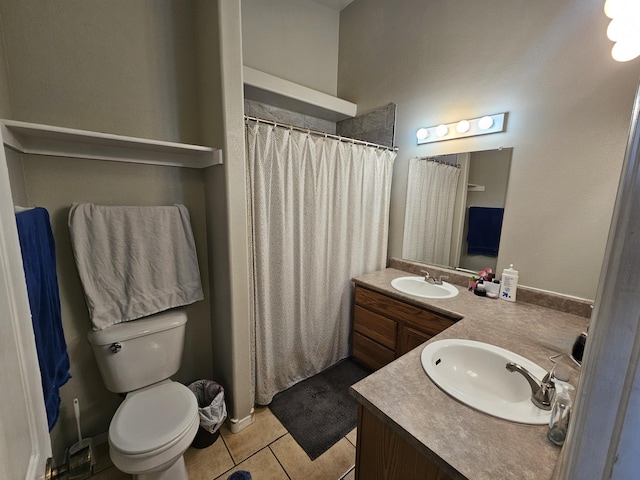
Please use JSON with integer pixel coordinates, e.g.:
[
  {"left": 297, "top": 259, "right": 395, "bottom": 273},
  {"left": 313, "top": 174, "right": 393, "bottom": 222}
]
[{"left": 402, "top": 148, "right": 512, "bottom": 273}]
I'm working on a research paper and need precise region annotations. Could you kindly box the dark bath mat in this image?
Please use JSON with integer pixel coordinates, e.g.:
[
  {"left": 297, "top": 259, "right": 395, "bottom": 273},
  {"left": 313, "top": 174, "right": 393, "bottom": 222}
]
[{"left": 269, "top": 358, "right": 371, "bottom": 460}]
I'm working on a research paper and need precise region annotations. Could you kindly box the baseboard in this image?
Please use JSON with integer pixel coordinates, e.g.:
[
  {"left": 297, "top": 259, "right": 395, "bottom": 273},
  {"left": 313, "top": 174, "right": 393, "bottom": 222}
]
[
  {"left": 93, "top": 431, "right": 108, "bottom": 446},
  {"left": 229, "top": 408, "right": 255, "bottom": 433}
]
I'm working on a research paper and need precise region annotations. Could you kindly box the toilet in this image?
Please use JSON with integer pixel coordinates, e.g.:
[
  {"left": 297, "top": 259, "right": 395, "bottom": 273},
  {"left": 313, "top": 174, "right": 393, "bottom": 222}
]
[{"left": 87, "top": 309, "right": 199, "bottom": 480}]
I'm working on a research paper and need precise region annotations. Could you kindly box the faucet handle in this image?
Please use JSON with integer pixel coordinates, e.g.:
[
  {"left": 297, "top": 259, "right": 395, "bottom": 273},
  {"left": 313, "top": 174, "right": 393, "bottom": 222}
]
[
  {"left": 437, "top": 275, "right": 449, "bottom": 285},
  {"left": 420, "top": 270, "right": 431, "bottom": 281}
]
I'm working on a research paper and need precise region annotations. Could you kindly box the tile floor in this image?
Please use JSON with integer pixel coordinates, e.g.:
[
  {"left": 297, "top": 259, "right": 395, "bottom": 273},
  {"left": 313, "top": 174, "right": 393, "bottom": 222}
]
[{"left": 91, "top": 407, "right": 356, "bottom": 480}]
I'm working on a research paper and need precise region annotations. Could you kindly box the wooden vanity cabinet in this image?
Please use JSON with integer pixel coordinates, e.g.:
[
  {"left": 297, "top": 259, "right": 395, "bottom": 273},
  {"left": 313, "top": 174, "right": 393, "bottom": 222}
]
[
  {"left": 356, "top": 405, "right": 457, "bottom": 480},
  {"left": 352, "top": 285, "right": 458, "bottom": 371}
]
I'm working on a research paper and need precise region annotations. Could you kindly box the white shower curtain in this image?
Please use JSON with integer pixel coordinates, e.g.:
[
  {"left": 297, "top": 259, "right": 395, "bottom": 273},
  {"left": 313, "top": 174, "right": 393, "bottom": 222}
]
[
  {"left": 402, "top": 158, "right": 460, "bottom": 265},
  {"left": 246, "top": 121, "right": 396, "bottom": 405}
]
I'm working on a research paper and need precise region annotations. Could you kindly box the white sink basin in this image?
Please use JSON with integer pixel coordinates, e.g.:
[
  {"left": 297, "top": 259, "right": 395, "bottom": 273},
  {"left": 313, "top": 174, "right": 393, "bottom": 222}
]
[
  {"left": 421, "top": 339, "right": 552, "bottom": 424},
  {"left": 390, "top": 276, "right": 459, "bottom": 299}
]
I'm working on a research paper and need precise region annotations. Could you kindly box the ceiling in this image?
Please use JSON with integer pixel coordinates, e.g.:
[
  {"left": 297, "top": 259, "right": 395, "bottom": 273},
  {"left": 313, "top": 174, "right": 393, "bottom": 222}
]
[{"left": 311, "top": 0, "right": 355, "bottom": 11}]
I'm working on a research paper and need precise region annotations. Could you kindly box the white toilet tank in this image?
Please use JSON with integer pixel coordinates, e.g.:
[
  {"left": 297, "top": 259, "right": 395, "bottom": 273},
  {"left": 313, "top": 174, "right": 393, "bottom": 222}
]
[{"left": 87, "top": 309, "right": 187, "bottom": 393}]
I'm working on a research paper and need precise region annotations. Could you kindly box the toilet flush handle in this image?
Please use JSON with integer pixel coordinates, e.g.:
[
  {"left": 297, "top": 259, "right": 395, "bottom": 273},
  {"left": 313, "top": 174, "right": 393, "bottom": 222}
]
[{"left": 110, "top": 343, "right": 122, "bottom": 353}]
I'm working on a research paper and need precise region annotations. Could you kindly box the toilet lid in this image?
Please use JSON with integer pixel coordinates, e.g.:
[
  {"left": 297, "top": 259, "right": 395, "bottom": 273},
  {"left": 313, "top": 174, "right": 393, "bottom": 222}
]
[{"left": 109, "top": 382, "right": 198, "bottom": 455}]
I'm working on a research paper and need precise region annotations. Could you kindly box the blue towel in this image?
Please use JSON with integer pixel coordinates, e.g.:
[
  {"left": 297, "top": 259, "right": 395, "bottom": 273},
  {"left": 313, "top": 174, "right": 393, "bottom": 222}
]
[
  {"left": 466, "top": 207, "right": 504, "bottom": 256},
  {"left": 16, "top": 207, "right": 71, "bottom": 431},
  {"left": 227, "top": 472, "right": 251, "bottom": 480}
]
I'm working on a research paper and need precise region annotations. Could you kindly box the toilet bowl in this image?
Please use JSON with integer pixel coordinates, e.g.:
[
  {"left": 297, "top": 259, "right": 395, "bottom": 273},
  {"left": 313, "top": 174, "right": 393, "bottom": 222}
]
[
  {"left": 87, "top": 309, "right": 199, "bottom": 479},
  {"left": 108, "top": 380, "right": 199, "bottom": 479}
]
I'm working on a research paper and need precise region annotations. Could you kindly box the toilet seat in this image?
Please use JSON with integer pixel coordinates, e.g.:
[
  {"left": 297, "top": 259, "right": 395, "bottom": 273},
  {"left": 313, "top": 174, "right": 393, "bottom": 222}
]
[{"left": 109, "top": 381, "right": 198, "bottom": 456}]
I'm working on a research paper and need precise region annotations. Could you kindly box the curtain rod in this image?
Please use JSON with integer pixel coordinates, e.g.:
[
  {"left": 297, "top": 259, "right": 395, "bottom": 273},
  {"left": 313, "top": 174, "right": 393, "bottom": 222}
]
[
  {"left": 244, "top": 115, "right": 398, "bottom": 152},
  {"left": 417, "top": 156, "right": 461, "bottom": 168}
]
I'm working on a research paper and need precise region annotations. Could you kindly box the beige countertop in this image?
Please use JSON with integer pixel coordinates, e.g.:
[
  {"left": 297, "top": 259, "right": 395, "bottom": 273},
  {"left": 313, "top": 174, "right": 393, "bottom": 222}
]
[{"left": 350, "top": 268, "right": 589, "bottom": 480}]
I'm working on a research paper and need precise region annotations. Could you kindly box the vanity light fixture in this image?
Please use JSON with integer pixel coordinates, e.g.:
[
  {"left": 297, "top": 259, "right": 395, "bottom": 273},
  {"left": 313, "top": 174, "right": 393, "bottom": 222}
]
[
  {"left": 605, "top": 0, "right": 640, "bottom": 62},
  {"left": 416, "top": 112, "right": 507, "bottom": 145}
]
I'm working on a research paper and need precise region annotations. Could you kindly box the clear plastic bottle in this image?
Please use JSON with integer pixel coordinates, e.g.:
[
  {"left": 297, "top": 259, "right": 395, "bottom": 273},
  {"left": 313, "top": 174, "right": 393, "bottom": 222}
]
[{"left": 547, "top": 368, "right": 574, "bottom": 446}]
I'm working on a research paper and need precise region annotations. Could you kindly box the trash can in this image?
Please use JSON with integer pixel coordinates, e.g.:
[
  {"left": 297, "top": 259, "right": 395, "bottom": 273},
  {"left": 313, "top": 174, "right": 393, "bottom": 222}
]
[{"left": 188, "top": 380, "right": 227, "bottom": 449}]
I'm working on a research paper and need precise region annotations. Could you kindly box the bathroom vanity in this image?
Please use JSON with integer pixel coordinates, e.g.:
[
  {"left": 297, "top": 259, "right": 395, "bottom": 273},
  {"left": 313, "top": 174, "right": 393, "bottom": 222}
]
[
  {"left": 352, "top": 285, "right": 459, "bottom": 371},
  {"left": 350, "top": 267, "right": 590, "bottom": 480}
]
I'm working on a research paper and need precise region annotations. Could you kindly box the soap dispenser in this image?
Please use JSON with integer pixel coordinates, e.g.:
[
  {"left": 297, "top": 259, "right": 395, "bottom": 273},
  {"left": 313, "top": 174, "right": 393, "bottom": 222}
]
[
  {"left": 548, "top": 366, "right": 574, "bottom": 446},
  {"left": 499, "top": 264, "right": 519, "bottom": 302}
]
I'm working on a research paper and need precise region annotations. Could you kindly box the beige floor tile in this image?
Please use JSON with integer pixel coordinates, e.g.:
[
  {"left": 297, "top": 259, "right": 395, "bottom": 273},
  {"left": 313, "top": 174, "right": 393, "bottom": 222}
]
[
  {"left": 345, "top": 428, "right": 357, "bottom": 447},
  {"left": 185, "top": 437, "right": 235, "bottom": 480},
  {"left": 340, "top": 467, "right": 355, "bottom": 480},
  {"left": 213, "top": 447, "right": 289, "bottom": 480},
  {"left": 270, "top": 434, "right": 355, "bottom": 480},
  {"left": 220, "top": 407, "right": 287, "bottom": 463}
]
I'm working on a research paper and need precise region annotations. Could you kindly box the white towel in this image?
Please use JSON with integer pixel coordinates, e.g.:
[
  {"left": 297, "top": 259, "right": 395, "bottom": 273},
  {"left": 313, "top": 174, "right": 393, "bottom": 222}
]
[{"left": 68, "top": 203, "right": 204, "bottom": 330}]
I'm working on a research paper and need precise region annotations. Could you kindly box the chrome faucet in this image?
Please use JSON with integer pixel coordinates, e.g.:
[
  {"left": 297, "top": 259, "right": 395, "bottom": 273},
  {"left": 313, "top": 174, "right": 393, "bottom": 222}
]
[
  {"left": 420, "top": 270, "right": 448, "bottom": 285},
  {"left": 505, "top": 362, "right": 555, "bottom": 410}
]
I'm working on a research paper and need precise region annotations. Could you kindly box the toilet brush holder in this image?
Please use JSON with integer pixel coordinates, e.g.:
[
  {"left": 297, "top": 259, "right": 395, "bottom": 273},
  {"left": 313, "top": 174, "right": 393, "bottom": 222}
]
[
  {"left": 45, "top": 446, "right": 93, "bottom": 480},
  {"left": 67, "top": 398, "right": 95, "bottom": 479}
]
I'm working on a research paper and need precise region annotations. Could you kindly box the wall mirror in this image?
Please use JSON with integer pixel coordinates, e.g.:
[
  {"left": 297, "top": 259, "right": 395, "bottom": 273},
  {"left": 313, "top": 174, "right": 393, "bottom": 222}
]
[{"left": 401, "top": 148, "right": 513, "bottom": 273}]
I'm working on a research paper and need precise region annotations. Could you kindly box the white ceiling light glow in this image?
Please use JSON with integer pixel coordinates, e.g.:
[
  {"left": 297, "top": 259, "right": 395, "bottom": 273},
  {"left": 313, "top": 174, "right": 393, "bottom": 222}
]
[
  {"left": 416, "top": 113, "right": 507, "bottom": 145},
  {"left": 604, "top": 0, "right": 640, "bottom": 62}
]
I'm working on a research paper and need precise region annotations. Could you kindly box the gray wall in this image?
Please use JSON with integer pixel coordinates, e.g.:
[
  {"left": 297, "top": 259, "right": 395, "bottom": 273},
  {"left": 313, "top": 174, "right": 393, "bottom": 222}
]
[
  {"left": 0, "top": 0, "right": 199, "bottom": 143},
  {"left": 241, "top": 0, "right": 340, "bottom": 95},
  {"left": 339, "top": 0, "right": 640, "bottom": 299},
  {"left": 0, "top": 11, "right": 12, "bottom": 119},
  {"left": 199, "top": 0, "right": 254, "bottom": 429}
]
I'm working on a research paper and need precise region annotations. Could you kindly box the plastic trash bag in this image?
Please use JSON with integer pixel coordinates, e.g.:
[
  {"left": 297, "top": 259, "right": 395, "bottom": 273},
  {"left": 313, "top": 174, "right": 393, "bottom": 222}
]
[{"left": 188, "top": 380, "right": 227, "bottom": 434}]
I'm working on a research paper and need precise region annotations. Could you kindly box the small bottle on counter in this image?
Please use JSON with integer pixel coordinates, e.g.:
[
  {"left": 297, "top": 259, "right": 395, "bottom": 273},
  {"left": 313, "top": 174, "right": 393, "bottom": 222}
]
[
  {"left": 548, "top": 366, "right": 574, "bottom": 446},
  {"left": 499, "top": 264, "right": 518, "bottom": 302}
]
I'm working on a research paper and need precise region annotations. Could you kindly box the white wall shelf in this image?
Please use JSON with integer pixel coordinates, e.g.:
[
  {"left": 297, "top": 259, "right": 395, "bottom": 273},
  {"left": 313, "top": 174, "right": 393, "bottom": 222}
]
[
  {"left": 1, "top": 120, "right": 222, "bottom": 169},
  {"left": 243, "top": 66, "right": 357, "bottom": 122}
]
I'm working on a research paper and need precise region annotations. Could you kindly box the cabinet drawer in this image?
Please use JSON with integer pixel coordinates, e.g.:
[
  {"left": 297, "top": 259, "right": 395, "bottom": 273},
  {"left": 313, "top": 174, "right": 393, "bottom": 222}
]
[
  {"left": 354, "top": 305, "right": 397, "bottom": 350},
  {"left": 353, "top": 331, "right": 395, "bottom": 371},
  {"left": 355, "top": 286, "right": 458, "bottom": 337}
]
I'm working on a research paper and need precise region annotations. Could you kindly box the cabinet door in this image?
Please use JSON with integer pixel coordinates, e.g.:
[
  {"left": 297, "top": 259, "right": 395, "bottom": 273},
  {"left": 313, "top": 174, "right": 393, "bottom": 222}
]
[
  {"left": 356, "top": 405, "right": 456, "bottom": 480},
  {"left": 398, "top": 325, "right": 432, "bottom": 357}
]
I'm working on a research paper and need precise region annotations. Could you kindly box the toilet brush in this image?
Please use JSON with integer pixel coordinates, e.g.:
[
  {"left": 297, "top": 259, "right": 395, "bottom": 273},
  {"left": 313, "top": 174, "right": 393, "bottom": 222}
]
[{"left": 68, "top": 398, "right": 95, "bottom": 479}]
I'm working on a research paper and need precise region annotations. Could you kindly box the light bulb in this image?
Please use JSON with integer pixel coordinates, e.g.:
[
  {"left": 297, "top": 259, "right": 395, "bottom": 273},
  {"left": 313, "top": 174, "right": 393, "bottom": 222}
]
[
  {"left": 605, "top": 0, "right": 619, "bottom": 18},
  {"left": 456, "top": 120, "right": 470, "bottom": 133},
  {"left": 416, "top": 128, "right": 429, "bottom": 140},
  {"left": 612, "top": 40, "right": 640, "bottom": 62},
  {"left": 605, "top": 0, "right": 640, "bottom": 19},
  {"left": 478, "top": 116, "right": 494, "bottom": 130},
  {"left": 435, "top": 124, "right": 449, "bottom": 137},
  {"left": 607, "top": 17, "right": 640, "bottom": 42}
]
